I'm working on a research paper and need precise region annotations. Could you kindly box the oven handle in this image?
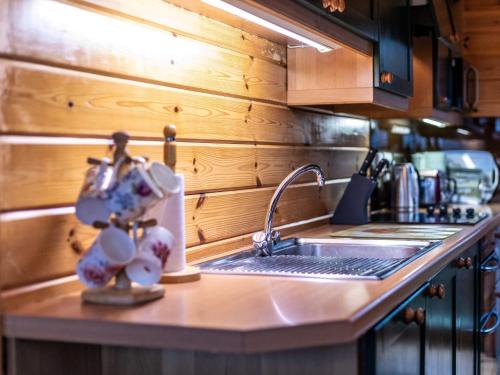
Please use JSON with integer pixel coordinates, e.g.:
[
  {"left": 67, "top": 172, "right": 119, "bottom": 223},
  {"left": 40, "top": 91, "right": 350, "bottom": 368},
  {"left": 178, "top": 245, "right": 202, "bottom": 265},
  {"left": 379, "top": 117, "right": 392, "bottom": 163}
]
[
  {"left": 480, "top": 251, "right": 499, "bottom": 272},
  {"left": 480, "top": 308, "right": 499, "bottom": 335}
]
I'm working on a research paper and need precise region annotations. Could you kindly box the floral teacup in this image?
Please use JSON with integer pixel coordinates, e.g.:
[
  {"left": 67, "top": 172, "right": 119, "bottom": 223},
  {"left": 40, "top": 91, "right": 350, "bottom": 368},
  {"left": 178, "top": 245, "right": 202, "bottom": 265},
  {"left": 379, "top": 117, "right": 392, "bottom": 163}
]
[
  {"left": 105, "top": 163, "right": 164, "bottom": 222},
  {"left": 76, "top": 225, "right": 136, "bottom": 288}
]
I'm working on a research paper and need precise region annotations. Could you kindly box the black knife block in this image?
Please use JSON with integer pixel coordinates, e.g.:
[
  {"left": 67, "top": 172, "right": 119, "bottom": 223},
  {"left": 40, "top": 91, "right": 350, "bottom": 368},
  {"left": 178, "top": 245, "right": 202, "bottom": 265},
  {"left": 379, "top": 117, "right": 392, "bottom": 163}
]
[{"left": 330, "top": 173, "right": 376, "bottom": 225}]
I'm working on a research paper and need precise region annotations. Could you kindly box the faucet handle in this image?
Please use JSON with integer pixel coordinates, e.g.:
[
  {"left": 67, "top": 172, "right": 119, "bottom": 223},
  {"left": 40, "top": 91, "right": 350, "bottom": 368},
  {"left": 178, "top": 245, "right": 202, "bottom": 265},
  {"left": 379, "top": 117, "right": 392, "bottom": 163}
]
[
  {"left": 252, "top": 231, "right": 269, "bottom": 255},
  {"left": 271, "top": 230, "right": 281, "bottom": 244}
]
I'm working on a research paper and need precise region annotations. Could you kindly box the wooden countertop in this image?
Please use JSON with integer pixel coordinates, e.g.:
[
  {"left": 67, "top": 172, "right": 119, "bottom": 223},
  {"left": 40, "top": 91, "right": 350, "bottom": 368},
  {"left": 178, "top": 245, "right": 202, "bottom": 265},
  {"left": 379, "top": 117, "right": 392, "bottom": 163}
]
[{"left": 4, "top": 208, "right": 500, "bottom": 353}]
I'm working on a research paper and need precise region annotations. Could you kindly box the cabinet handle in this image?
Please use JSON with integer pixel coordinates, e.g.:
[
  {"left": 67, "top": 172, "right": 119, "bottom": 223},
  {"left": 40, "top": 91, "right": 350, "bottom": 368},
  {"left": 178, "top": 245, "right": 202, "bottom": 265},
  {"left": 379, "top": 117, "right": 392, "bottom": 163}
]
[
  {"left": 380, "top": 71, "right": 394, "bottom": 84},
  {"left": 402, "top": 307, "right": 425, "bottom": 325},
  {"left": 480, "top": 308, "right": 499, "bottom": 335},
  {"left": 480, "top": 251, "right": 499, "bottom": 272},
  {"left": 429, "top": 283, "right": 446, "bottom": 299}
]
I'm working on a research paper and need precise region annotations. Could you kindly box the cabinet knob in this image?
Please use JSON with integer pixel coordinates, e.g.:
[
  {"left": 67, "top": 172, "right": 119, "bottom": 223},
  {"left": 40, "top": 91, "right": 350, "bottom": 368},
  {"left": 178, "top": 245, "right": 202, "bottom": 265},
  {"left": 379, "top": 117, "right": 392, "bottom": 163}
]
[
  {"left": 457, "top": 257, "right": 466, "bottom": 268},
  {"left": 465, "top": 257, "right": 473, "bottom": 269},
  {"left": 428, "top": 283, "right": 446, "bottom": 299},
  {"left": 402, "top": 307, "right": 415, "bottom": 324},
  {"left": 380, "top": 71, "right": 394, "bottom": 84},
  {"left": 322, "top": 0, "right": 346, "bottom": 13},
  {"left": 450, "top": 33, "right": 461, "bottom": 43},
  {"left": 437, "top": 284, "right": 446, "bottom": 299},
  {"left": 338, "top": 0, "right": 345, "bottom": 12},
  {"left": 415, "top": 308, "right": 426, "bottom": 326},
  {"left": 402, "top": 307, "right": 425, "bottom": 325}
]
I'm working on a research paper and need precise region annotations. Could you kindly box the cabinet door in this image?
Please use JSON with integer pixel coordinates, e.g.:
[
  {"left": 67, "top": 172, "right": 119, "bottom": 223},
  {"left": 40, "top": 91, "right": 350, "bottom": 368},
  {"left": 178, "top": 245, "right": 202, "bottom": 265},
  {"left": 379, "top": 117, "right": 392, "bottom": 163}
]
[
  {"left": 455, "top": 245, "right": 479, "bottom": 375},
  {"left": 295, "top": 0, "right": 378, "bottom": 41},
  {"left": 425, "top": 266, "right": 454, "bottom": 375},
  {"left": 375, "top": 0, "right": 413, "bottom": 97},
  {"left": 373, "top": 284, "right": 427, "bottom": 375}
]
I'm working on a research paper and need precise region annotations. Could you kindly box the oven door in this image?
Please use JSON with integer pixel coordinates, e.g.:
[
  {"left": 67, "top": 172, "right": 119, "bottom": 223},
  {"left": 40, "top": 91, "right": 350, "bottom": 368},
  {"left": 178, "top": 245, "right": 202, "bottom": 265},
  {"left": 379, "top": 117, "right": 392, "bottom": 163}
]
[{"left": 479, "top": 231, "right": 499, "bottom": 375}]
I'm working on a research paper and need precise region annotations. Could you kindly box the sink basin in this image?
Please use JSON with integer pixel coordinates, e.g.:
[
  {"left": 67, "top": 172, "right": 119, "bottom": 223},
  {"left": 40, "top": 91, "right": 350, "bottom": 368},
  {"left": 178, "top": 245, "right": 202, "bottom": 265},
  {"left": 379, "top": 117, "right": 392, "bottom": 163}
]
[{"left": 198, "top": 238, "right": 440, "bottom": 280}]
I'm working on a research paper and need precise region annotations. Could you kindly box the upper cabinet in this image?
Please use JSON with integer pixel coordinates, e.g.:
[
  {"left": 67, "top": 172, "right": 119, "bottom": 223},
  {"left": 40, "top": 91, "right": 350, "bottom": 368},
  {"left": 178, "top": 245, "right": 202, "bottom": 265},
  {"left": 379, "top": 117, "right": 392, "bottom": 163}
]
[
  {"left": 293, "top": 0, "right": 378, "bottom": 41},
  {"left": 287, "top": 0, "right": 413, "bottom": 112},
  {"left": 375, "top": 0, "right": 413, "bottom": 97}
]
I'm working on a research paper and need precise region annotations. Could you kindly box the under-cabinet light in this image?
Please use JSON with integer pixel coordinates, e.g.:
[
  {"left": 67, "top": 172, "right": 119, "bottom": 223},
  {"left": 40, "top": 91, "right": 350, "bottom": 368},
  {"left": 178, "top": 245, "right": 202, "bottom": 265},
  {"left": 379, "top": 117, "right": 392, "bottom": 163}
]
[
  {"left": 456, "top": 128, "right": 471, "bottom": 136},
  {"left": 422, "top": 118, "right": 448, "bottom": 128},
  {"left": 391, "top": 125, "right": 411, "bottom": 135},
  {"left": 201, "top": 0, "right": 334, "bottom": 52}
]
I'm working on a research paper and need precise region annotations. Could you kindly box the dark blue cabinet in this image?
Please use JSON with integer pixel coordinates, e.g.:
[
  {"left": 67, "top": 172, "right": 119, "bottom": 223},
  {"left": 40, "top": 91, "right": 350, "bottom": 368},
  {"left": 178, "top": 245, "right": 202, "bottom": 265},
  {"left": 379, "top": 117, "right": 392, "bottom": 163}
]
[
  {"left": 294, "top": 0, "right": 378, "bottom": 41},
  {"left": 365, "top": 244, "right": 482, "bottom": 375},
  {"left": 374, "top": 0, "right": 413, "bottom": 97}
]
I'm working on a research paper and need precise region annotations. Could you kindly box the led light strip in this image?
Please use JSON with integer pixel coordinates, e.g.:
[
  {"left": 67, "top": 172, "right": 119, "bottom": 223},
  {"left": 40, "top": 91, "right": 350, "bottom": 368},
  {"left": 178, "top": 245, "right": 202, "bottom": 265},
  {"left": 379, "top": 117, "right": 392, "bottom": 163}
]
[{"left": 201, "top": 0, "right": 334, "bottom": 52}]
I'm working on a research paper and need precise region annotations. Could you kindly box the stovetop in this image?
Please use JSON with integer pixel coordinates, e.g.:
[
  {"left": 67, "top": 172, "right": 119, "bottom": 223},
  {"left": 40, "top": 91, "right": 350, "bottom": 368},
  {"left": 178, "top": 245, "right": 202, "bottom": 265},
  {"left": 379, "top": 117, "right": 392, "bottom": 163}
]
[{"left": 370, "top": 207, "right": 489, "bottom": 226}]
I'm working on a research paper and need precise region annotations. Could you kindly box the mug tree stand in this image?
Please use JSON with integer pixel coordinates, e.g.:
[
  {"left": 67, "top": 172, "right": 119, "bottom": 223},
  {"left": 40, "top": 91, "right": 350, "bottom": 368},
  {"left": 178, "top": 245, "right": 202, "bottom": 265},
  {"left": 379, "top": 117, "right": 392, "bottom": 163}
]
[
  {"left": 80, "top": 132, "right": 165, "bottom": 306},
  {"left": 81, "top": 270, "right": 165, "bottom": 305}
]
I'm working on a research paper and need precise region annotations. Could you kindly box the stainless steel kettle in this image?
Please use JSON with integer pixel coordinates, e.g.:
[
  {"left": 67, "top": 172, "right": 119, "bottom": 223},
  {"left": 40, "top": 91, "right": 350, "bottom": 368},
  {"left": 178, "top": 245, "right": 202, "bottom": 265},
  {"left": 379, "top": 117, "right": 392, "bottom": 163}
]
[{"left": 391, "top": 163, "right": 420, "bottom": 212}]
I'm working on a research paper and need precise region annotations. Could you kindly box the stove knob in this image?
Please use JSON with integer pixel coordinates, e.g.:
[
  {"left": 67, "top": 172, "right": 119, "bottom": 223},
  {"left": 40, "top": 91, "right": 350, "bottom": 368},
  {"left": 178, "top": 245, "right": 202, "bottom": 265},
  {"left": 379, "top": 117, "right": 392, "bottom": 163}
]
[
  {"left": 452, "top": 207, "right": 462, "bottom": 217},
  {"left": 466, "top": 208, "right": 475, "bottom": 218},
  {"left": 439, "top": 204, "right": 448, "bottom": 216},
  {"left": 426, "top": 205, "right": 436, "bottom": 216}
]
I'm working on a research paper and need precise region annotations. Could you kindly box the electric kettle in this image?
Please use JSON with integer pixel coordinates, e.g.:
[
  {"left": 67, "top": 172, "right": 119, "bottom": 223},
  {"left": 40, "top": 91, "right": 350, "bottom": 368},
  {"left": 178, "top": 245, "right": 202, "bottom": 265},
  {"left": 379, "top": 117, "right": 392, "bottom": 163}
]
[{"left": 391, "top": 163, "right": 420, "bottom": 212}]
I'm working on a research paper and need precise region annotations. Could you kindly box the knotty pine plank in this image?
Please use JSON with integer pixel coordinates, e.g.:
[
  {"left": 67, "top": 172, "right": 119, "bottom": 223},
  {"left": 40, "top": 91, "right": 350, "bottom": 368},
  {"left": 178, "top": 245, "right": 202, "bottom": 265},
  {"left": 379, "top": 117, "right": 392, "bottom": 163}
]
[
  {"left": 0, "top": 0, "right": 286, "bottom": 103},
  {"left": 464, "top": 7, "right": 500, "bottom": 33},
  {"left": 463, "top": 32, "right": 500, "bottom": 57},
  {"left": 0, "top": 59, "right": 370, "bottom": 146},
  {"left": 0, "top": 139, "right": 364, "bottom": 210},
  {"left": 0, "top": 182, "right": 346, "bottom": 289},
  {"left": 66, "top": 0, "right": 286, "bottom": 65}
]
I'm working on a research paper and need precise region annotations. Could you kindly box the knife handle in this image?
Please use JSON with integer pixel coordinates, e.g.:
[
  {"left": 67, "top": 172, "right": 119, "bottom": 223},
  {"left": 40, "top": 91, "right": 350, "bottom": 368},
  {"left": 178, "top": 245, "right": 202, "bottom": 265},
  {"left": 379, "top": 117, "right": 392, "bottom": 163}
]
[
  {"left": 359, "top": 148, "right": 378, "bottom": 176},
  {"left": 372, "top": 159, "right": 389, "bottom": 180}
]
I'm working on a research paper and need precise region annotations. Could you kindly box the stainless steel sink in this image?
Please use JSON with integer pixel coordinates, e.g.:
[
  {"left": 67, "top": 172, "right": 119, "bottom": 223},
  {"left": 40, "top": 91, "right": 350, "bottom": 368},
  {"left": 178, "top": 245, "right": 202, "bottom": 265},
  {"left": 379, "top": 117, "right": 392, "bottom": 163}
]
[{"left": 198, "top": 238, "right": 440, "bottom": 280}]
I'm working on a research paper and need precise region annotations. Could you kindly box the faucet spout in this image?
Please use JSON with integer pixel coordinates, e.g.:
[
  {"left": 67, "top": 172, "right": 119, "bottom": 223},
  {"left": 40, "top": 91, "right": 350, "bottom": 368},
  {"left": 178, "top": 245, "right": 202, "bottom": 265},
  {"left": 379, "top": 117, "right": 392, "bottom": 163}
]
[{"left": 253, "top": 164, "right": 326, "bottom": 256}]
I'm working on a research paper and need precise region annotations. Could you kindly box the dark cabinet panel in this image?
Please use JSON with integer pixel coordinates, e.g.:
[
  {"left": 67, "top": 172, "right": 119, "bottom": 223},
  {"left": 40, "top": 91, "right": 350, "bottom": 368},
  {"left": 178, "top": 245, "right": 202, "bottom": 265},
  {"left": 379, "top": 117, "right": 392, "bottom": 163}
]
[
  {"left": 375, "top": 0, "right": 413, "bottom": 97},
  {"left": 425, "top": 266, "right": 454, "bottom": 375},
  {"left": 455, "top": 245, "right": 479, "bottom": 375},
  {"left": 372, "top": 284, "right": 427, "bottom": 375},
  {"left": 294, "top": 0, "right": 378, "bottom": 41}
]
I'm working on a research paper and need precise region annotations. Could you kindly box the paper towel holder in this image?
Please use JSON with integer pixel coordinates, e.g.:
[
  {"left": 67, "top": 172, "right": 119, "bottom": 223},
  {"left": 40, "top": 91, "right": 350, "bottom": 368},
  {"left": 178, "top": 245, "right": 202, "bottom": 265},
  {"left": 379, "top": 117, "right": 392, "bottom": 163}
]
[{"left": 160, "top": 125, "right": 201, "bottom": 284}]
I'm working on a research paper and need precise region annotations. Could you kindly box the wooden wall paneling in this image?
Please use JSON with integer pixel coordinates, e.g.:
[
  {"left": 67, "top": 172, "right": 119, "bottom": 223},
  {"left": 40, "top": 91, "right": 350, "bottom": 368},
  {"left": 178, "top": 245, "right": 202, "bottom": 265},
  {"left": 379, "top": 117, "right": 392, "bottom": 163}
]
[
  {"left": 183, "top": 181, "right": 347, "bottom": 247},
  {"left": 66, "top": 0, "right": 286, "bottom": 65},
  {"left": 0, "top": 0, "right": 286, "bottom": 103},
  {"left": 0, "top": 60, "right": 369, "bottom": 146},
  {"left": 186, "top": 215, "right": 331, "bottom": 263},
  {"left": 464, "top": 6, "right": 500, "bottom": 116},
  {"left": 463, "top": 33, "right": 500, "bottom": 56},
  {"left": 0, "top": 139, "right": 363, "bottom": 210},
  {"left": 0, "top": 209, "right": 95, "bottom": 290},
  {"left": 0, "top": 182, "right": 346, "bottom": 289}
]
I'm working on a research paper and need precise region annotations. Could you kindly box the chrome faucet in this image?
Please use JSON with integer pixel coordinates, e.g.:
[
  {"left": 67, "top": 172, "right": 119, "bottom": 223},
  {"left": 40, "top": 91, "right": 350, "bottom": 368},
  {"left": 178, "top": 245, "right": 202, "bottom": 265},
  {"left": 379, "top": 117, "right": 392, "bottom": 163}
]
[{"left": 252, "top": 164, "right": 326, "bottom": 256}]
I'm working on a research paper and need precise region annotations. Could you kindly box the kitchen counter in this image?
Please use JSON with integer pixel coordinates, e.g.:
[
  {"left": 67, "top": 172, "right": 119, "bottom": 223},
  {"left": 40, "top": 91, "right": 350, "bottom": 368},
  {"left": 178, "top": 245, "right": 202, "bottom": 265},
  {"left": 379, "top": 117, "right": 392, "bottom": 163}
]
[{"left": 3, "top": 209, "right": 500, "bottom": 354}]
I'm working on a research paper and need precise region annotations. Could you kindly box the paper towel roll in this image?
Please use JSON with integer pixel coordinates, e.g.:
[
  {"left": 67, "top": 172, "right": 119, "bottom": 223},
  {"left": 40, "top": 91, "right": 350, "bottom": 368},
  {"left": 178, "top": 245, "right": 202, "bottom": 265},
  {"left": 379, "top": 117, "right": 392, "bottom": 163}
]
[{"left": 146, "top": 173, "right": 186, "bottom": 273}]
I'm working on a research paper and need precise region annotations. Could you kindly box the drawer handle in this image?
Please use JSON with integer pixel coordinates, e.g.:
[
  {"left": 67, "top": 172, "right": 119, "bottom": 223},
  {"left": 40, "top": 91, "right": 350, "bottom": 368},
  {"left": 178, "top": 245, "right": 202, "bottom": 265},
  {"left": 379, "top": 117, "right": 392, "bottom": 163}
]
[
  {"left": 480, "top": 251, "right": 499, "bottom": 272},
  {"left": 480, "top": 308, "right": 499, "bottom": 335}
]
